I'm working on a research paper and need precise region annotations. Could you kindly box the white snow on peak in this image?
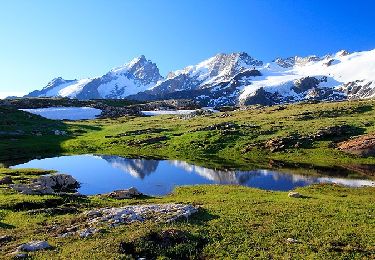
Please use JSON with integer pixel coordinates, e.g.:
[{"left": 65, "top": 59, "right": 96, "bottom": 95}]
[
  {"left": 239, "top": 49, "right": 375, "bottom": 101},
  {"left": 40, "top": 78, "right": 94, "bottom": 98},
  {"left": 165, "top": 52, "right": 262, "bottom": 87},
  {"left": 58, "top": 78, "right": 94, "bottom": 97},
  {"left": 110, "top": 55, "right": 146, "bottom": 74}
]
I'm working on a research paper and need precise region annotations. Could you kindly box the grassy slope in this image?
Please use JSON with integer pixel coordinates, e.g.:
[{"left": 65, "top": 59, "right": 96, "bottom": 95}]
[
  {"left": 0, "top": 169, "right": 374, "bottom": 259},
  {"left": 60, "top": 99, "right": 375, "bottom": 169},
  {"left": 2, "top": 99, "right": 375, "bottom": 169}
]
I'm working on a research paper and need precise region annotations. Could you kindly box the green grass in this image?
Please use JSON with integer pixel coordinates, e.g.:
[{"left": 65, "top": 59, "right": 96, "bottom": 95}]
[{"left": 0, "top": 168, "right": 374, "bottom": 259}]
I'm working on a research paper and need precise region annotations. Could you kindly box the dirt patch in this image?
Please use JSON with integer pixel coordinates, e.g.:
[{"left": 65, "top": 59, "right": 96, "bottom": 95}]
[{"left": 337, "top": 133, "right": 375, "bottom": 157}]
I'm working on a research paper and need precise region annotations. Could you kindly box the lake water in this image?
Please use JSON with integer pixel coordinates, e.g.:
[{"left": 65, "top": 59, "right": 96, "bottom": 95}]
[
  {"left": 20, "top": 107, "right": 102, "bottom": 120},
  {"left": 11, "top": 155, "right": 374, "bottom": 196}
]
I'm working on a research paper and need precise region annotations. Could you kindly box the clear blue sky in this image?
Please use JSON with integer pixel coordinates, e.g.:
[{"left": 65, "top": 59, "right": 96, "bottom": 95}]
[{"left": 1, "top": 0, "right": 374, "bottom": 97}]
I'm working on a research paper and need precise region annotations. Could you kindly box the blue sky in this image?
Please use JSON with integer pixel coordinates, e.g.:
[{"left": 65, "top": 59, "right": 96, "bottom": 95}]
[{"left": 0, "top": 0, "right": 374, "bottom": 97}]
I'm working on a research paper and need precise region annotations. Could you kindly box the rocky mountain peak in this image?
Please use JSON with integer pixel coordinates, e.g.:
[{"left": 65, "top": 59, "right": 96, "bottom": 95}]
[
  {"left": 274, "top": 55, "right": 321, "bottom": 68},
  {"left": 194, "top": 52, "right": 263, "bottom": 80},
  {"left": 108, "top": 55, "right": 163, "bottom": 85},
  {"left": 43, "top": 77, "right": 76, "bottom": 90}
]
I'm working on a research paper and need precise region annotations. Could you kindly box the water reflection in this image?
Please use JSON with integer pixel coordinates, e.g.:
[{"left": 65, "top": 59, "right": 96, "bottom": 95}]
[
  {"left": 11, "top": 155, "right": 374, "bottom": 196},
  {"left": 100, "top": 155, "right": 159, "bottom": 179}
]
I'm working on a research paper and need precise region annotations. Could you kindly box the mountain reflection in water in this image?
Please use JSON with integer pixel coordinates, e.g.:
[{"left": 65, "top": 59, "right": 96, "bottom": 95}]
[{"left": 11, "top": 155, "right": 374, "bottom": 195}]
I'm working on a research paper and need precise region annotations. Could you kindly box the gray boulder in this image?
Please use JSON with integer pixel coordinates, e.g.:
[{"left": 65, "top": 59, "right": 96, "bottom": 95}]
[
  {"left": 288, "top": 192, "right": 302, "bottom": 198},
  {"left": 105, "top": 187, "right": 141, "bottom": 199},
  {"left": 17, "top": 241, "right": 52, "bottom": 252},
  {"left": 11, "top": 174, "right": 80, "bottom": 195}
]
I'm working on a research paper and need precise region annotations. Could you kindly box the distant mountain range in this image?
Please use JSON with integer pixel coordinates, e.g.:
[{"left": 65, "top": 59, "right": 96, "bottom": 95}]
[{"left": 26, "top": 49, "right": 375, "bottom": 106}]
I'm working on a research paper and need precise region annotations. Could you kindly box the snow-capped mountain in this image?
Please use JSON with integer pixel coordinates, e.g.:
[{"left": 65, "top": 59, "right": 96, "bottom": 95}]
[
  {"left": 26, "top": 49, "right": 375, "bottom": 106},
  {"left": 27, "top": 55, "right": 163, "bottom": 100},
  {"left": 238, "top": 49, "right": 375, "bottom": 106}
]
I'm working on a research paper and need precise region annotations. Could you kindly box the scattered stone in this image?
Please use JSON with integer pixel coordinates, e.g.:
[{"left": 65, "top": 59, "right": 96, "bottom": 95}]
[
  {"left": 10, "top": 174, "right": 80, "bottom": 195},
  {"left": 53, "top": 130, "right": 67, "bottom": 136},
  {"left": 0, "top": 235, "right": 13, "bottom": 245},
  {"left": 17, "top": 240, "right": 52, "bottom": 252},
  {"left": 13, "top": 253, "right": 28, "bottom": 259},
  {"left": 104, "top": 187, "right": 142, "bottom": 199},
  {"left": 288, "top": 192, "right": 301, "bottom": 198},
  {"left": 0, "top": 175, "right": 13, "bottom": 185},
  {"left": 286, "top": 238, "right": 299, "bottom": 243},
  {"left": 79, "top": 228, "right": 99, "bottom": 238}
]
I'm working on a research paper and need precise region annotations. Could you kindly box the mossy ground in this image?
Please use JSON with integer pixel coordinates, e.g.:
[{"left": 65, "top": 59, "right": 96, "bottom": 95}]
[{"left": 1, "top": 100, "right": 375, "bottom": 259}]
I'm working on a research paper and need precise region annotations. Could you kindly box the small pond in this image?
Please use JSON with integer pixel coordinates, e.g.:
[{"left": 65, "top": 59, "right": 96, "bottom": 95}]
[
  {"left": 11, "top": 155, "right": 374, "bottom": 196},
  {"left": 20, "top": 107, "right": 102, "bottom": 120}
]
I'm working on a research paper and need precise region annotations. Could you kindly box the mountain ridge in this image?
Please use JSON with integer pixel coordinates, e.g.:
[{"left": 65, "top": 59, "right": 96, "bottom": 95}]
[{"left": 26, "top": 49, "right": 375, "bottom": 106}]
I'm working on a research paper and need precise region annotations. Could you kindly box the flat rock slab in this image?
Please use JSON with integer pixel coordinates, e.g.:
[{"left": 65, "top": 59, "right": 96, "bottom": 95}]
[
  {"left": 58, "top": 204, "right": 198, "bottom": 238},
  {"left": 17, "top": 241, "right": 52, "bottom": 252}
]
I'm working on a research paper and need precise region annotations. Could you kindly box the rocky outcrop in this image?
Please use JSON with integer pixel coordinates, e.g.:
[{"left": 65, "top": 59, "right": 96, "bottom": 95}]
[
  {"left": 274, "top": 55, "right": 321, "bottom": 68},
  {"left": 10, "top": 174, "right": 80, "bottom": 195},
  {"left": 293, "top": 77, "right": 320, "bottom": 94},
  {"left": 344, "top": 80, "right": 375, "bottom": 99},
  {"left": 337, "top": 134, "right": 375, "bottom": 157},
  {"left": 242, "top": 87, "right": 278, "bottom": 106}
]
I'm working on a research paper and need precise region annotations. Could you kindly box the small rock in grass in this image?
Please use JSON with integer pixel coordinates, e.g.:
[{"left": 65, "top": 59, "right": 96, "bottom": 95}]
[
  {"left": 0, "top": 235, "right": 13, "bottom": 245},
  {"left": 286, "top": 238, "right": 299, "bottom": 243},
  {"left": 105, "top": 187, "right": 142, "bottom": 199},
  {"left": 288, "top": 192, "right": 301, "bottom": 198},
  {"left": 0, "top": 176, "right": 13, "bottom": 185},
  {"left": 13, "top": 253, "right": 28, "bottom": 259},
  {"left": 79, "top": 228, "right": 98, "bottom": 238},
  {"left": 17, "top": 240, "right": 52, "bottom": 252}
]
